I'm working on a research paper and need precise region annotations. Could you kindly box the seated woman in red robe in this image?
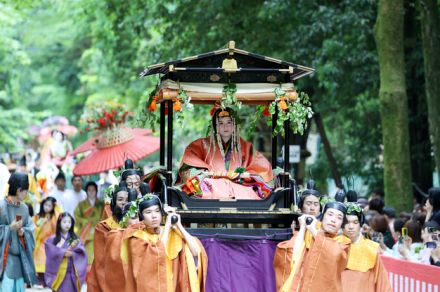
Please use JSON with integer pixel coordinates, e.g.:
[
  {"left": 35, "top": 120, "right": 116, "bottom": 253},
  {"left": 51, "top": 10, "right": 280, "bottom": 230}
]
[{"left": 177, "top": 107, "right": 273, "bottom": 200}]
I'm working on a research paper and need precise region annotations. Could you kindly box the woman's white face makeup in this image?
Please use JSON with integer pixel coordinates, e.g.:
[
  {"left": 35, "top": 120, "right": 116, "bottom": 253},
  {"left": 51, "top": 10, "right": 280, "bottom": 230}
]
[
  {"left": 60, "top": 216, "right": 72, "bottom": 234},
  {"left": 43, "top": 200, "right": 54, "bottom": 214},
  {"left": 218, "top": 116, "right": 233, "bottom": 143}
]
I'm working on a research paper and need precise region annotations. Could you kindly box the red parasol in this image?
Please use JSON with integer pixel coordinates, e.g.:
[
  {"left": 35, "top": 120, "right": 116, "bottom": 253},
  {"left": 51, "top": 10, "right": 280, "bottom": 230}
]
[
  {"left": 71, "top": 128, "right": 152, "bottom": 156},
  {"left": 72, "top": 127, "right": 159, "bottom": 176}
]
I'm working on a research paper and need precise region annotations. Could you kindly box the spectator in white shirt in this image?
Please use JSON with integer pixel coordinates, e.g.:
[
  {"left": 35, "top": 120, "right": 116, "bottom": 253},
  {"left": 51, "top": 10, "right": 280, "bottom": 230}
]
[
  {"left": 63, "top": 175, "right": 87, "bottom": 216},
  {"left": 49, "top": 172, "right": 68, "bottom": 205}
]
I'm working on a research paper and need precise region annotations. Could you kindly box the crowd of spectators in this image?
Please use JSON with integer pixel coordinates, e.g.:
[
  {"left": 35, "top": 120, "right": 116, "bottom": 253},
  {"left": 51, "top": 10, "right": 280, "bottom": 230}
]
[{"left": 361, "top": 187, "right": 440, "bottom": 266}]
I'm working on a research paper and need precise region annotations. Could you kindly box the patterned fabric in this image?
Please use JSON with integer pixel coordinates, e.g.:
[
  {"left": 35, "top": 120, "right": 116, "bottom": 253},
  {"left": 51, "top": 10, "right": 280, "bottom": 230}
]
[{"left": 178, "top": 137, "right": 273, "bottom": 199}]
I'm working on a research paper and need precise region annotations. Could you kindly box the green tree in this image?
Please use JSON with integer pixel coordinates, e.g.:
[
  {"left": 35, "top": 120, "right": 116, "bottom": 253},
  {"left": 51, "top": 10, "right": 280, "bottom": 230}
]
[
  {"left": 374, "top": 0, "right": 413, "bottom": 212},
  {"left": 420, "top": 0, "right": 440, "bottom": 184}
]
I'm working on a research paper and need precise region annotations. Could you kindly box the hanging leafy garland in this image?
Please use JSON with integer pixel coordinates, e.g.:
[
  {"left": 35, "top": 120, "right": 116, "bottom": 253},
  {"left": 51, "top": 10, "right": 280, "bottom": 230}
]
[
  {"left": 247, "top": 87, "right": 313, "bottom": 136},
  {"left": 139, "top": 87, "right": 193, "bottom": 129},
  {"left": 267, "top": 87, "right": 314, "bottom": 136},
  {"left": 139, "top": 83, "right": 313, "bottom": 137},
  {"left": 173, "top": 88, "right": 193, "bottom": 126},
  {"left": 221, "top": 83, "right": 241, "bottom": 110}
]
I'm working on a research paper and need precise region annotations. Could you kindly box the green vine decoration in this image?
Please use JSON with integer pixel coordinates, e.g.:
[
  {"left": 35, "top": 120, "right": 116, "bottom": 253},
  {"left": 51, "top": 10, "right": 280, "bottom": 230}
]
[
  {"left": 138, "top": 88, "right": 160, "bottom": 131},
  {"left": 221, "top": 83, "right": 241, "bottom": 110},
  {"left": 174, "top": 88, "right": 193, "bottom": 126},
  {"left": 319, "top": 195, "right": 335, "bottom": 208},
  {"left": 119, "top": 193, "right": 157, "bottom": 227},
  {"left": 346, "top": 202, "right": 363, "bottom": 214},
  {"left": 103, "top": 184, "right": 117, "bottom": 204},
  {"left": 138, "top": 87, "right": 193, "bottom": 129},
  {"left": 267, "top": 87, "right": 313, "bottom": 136},
  {"left": 120, "top": 201, "right": 139, "bottom": 228}
]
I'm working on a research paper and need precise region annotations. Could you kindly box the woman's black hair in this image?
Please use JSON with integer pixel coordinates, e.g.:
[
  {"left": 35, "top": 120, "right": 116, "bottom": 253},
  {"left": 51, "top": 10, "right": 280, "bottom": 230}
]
[
  {"left": 8, "top": 172, "right": 29, "bottom": 196},
  {"left": 53, "top": 212, "right": 78, "bottom": 245},
  {"left": 26, "top": 203, "right": 34, "bottom": 217},
  {"left": 138, "top": 195, "right": 165, "bottom": 220},
  {"left": 428, "top": 187, "right": 440, "bottom": 212},
  {"left": 38, "top": 196, "right": 57, "bottom": 218},
  {"left": 85, "top": 181, "right": 98, "bottom": 193}
]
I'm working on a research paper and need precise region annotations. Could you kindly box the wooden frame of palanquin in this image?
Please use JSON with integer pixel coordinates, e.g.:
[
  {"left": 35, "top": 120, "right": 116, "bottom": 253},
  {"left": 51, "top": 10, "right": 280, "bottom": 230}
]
[{"left": 141, "top": 41, "right": 314, "bottom": 237}]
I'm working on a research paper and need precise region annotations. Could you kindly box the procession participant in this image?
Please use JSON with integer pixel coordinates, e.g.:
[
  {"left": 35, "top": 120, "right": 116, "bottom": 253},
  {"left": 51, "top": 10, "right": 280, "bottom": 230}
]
[
  {"left": 49, "top": 172, "right": 68, "bottom": 209},
  {"left": 121, "top": 159, "right": 145, "bottom": 197},
  {"left": 63, "top": 176, "right": 86, "bottom": 217},
  {"left": 33, "top": 196, "right": 59, "bottom": 287},
  {"left": 0, "top": 172, "right": 37, "bottom": 291},
  {"left": 178, "top": 107, "right": 273, "bottom": 200},
  {"left": 273, "top": 201, "right": 350, "bottom": 292},
  {"left": 122, "top": 194, "right": 208, "bottom": 292},
  {"left": 87, "top": 182, "right": 129, "bottom": 292},
  {"left": 342, "top": 203, "right": 391, "bottom": 292},
  {"left": 298, "top": 179, "right": 321, "bottom": 217},
  {"left": 44, "top": 212, "right": 87, "bottom": 292},
  {"left": 74, "top": 181, "right": 104, "bottom": 265}
]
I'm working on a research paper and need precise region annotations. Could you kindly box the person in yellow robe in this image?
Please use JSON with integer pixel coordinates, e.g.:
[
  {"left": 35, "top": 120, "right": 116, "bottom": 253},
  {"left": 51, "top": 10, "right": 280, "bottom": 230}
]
[
  {"left": 273, "top": 201, "right": 351, "bottom": 292},
  {"left": 122, "top": 194, "right": 208, "bottom": 292},
  {"left": 74, "top": 181, "right": 104, "bottom": 265},
  {"left": 342, "top": 202, "right": 392, "bottom": 292},
  {"left": 33, "top": 196, "right": 58, "bottom": 287}
]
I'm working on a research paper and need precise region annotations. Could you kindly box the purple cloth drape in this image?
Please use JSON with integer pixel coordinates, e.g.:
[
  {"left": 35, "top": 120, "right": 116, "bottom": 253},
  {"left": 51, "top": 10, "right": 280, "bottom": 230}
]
[{"left": 200, "top": 238, "right": 278, "bottom": 292}]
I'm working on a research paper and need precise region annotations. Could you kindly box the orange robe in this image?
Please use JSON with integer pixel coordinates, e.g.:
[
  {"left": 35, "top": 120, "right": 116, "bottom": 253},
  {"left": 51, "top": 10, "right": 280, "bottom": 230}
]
[
  {"left": 342, "top": 237, "right": 391, "bottom": 292},
  {"left": 87, "top": 216, "right": 125, "bottom": 292},
  {"left": 32, "top": 213, "right": 58, "bottom": 273},
  {"left": 100, "top": 203, "right": 112, "bottom": 220},
  {"left": 274, "top": 231, "right": 350, "bottom": 292},
  {"left": 179, "top": 137, "right": 273, "bottom": 199},
  {"left": 122, "top": 223, "right": 208, "bottom": 292}
]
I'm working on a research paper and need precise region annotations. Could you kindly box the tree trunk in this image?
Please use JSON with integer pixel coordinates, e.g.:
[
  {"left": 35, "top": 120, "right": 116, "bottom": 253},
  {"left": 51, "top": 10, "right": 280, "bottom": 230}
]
[
  {"left": 374, "top": 0, "right": 413, "bottom": 212},
  {"left": 420, "top": 0, "right": 440, "bottom": 184}
]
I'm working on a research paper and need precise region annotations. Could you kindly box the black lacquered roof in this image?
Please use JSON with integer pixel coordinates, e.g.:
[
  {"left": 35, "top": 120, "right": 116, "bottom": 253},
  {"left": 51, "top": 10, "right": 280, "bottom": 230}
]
[{"left": 140, "top": 42, "right": 314, "bottom": 83}]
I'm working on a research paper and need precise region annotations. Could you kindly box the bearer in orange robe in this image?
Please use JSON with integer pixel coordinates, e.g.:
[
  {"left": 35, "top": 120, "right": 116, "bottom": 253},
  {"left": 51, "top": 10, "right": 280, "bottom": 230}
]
[
  {"left": 87, "top": 182, "right": 129, "bottom": 292},
  {"left": 122, "top": 194, "right": 208, "bottom": 292},
  {"left": 273, "top": 201, "right": 351, "bottom": 292},
  {"left": 342, "top": 202, "right": 392, "bottom": 292}
]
